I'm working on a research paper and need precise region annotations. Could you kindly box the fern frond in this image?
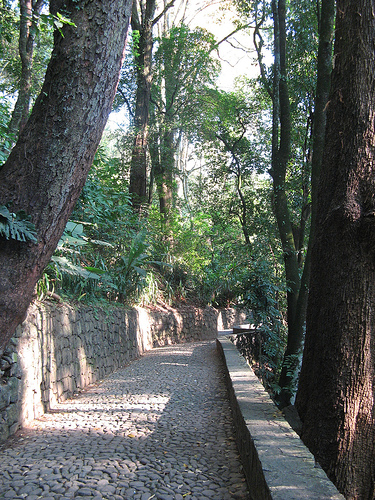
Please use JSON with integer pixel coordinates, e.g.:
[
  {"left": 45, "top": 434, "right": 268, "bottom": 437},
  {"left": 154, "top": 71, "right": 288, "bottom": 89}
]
[{"left": 0, "top": 205, "right": 37, "bottom": 243}]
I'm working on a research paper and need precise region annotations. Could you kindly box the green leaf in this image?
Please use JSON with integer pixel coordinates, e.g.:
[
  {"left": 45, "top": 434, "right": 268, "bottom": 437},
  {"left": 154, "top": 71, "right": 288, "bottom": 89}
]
[
  {"left": 84, "top": 266, "right": 106, "bottom": 275},
  {"left": 0, "top": 205, "right": 37, "bottom": 244},
  {"left": 51, "top": 256, "right": 101, "bottom": 280},
  {"left": 133, "top": 266, "right": 147, "bottom": 277},
  {"left": 59, "top": 234, "right": 87, "bottom": 247},
  {"left": 89, "top": 239, "right": 114, "bottom": 248},
  {"left": 65, "top": 221, "right": 84, "bottom": 237}
]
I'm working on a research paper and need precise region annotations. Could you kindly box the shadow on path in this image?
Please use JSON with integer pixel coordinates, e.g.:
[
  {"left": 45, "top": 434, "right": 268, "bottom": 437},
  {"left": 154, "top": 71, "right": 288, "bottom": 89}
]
[{"left": 0, "top": 341, "right": 250, "bottom": 500}]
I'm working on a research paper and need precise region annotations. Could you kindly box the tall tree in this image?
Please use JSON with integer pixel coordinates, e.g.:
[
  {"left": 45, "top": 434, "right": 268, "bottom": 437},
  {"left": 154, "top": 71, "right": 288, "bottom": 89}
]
[
  {"left": 128, "top": 0, "right": 156, "bottom": 211},
  {"left": 0, "top": 0, "right": 132, "bottom": 354},
  {"left": 267, "top": 0, "right": 307, "bottom": 405},
  {"left": 128, "top": 0, "right": 176, "bottom": 212},
  {"left": 198, "top": 87, "right": 266, "bottom": 248},
  {"left": 276, "top": 0, "right": 335, "bottom": 404},
  {"left": 6, "top": 0, "right": 45, "bottom": 143},
  {"left": 150, "top": 25, "right": 219, "bottom": 224},
  {"left": 295, "top": 1, "right": 375, "bottom": 497},
  {"left": 244, "top": 0, "right": 334, "bottom": 405}
]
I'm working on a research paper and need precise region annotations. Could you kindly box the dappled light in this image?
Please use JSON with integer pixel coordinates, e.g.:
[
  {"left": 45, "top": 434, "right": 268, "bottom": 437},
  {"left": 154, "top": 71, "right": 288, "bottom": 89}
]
[
  {"left": 0, "top": 342, "right": 250, "bottom": 499},
  {"left": 0, "top": 0, "right": 374, "bottom": 497}
]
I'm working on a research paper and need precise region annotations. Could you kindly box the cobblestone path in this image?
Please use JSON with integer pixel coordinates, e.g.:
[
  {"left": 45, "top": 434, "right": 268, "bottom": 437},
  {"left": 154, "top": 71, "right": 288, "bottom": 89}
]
[{"left": 0, "top": 341, "right": 250, "bottom": 500}]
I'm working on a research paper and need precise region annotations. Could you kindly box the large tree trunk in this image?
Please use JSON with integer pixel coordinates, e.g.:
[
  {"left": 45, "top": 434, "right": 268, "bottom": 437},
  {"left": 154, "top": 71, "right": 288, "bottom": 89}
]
[
  {"left": 155, "top": 124, "right": 174, "bottom": 224},
  {"left": 128, "top": 0, "right": 156, "bottom": 212},
  {"left": 295, "top": 1, "right": 375, "bottom": 497},
  {"left": 274, "top": 0, "right": 335, "bottom": 406},
  {"left": 0, "top": 0, "right": 132, "bottom": 354},
  {"left": 309, "top": 0, "right": 335, "bottom": 235},
  {"left": 298, "top": 0, "right": 335, "bottom": 290}
]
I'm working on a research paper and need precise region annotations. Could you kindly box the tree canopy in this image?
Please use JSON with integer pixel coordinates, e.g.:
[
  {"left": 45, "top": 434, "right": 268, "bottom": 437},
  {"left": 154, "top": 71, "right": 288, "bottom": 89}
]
[{"left": 1, "top": 0, "right": 375, "bottom": 496}]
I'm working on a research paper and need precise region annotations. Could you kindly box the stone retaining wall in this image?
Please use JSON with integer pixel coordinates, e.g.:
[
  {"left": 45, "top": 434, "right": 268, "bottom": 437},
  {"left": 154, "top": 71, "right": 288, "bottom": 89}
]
[
  {"left": 0, "top": 301, "right": 246, "bottom": 443},
  {"left": 217, "top": 336, "right": 344, "bottom": 499}
]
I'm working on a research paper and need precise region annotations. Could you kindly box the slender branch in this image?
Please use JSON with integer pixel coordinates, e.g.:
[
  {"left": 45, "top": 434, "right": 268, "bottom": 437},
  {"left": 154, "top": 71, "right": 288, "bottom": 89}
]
[
  {"left": 215, "top": 23, "right": 252, "bottom": 48},
  {"left": 116, "top": 88, "right": 135, "bottom": 120},
  {"left": 152, "top": 0, "right": 176, "bottom": 26},
  {"left": 253, "top": 1, "right": 272, "bottom": 99}
]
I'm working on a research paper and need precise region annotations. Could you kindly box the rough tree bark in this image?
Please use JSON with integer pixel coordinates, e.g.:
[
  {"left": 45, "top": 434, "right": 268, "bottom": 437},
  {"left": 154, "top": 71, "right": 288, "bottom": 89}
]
[
  {"left": 0, "top": 0, "right": 132, "bottom": 354},
  {"left": 295, "top": 1, "right": 375, "bottom": 497}
]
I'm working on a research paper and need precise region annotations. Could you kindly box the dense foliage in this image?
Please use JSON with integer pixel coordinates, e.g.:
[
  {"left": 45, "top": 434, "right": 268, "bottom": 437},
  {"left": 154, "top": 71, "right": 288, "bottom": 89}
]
[
  {"left": 0, "top": 0, "right": 322, "bottom": 398},
  {"left": 4, "top": 3, "right": 375, "bottom": 496}
]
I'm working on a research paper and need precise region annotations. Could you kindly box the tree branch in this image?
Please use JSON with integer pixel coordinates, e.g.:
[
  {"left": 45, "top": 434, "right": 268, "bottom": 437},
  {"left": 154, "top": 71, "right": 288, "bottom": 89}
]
[
  {"left": 215, "top": 22, "right": 252, "bottom": 49},
  {"left": 116, "top": 87, "right": 135, "bottom": 120},
  {"left": 152, "top": 0, "right": 176, "bottom": 26},
  {"left": 131, "top": 0, "right": 141, "bottom": 32},
  {"left": 253, "top": 1, "right": 272, "bottom": 99}
]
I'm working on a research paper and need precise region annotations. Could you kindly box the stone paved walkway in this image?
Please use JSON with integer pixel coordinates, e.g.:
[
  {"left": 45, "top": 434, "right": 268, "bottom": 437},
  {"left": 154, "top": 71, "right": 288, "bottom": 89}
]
[{"left": 0, "top": 341, "right": 250, "bottom": 500}]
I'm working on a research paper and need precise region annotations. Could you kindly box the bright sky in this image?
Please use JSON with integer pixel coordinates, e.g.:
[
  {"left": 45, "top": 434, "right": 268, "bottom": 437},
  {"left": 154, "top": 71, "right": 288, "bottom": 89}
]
[
  {"left": 107, "top": 0, "right": 259, "bottom": 129},
  {"left": 182, "top": 0, "right": 258, "bottom": 90}
]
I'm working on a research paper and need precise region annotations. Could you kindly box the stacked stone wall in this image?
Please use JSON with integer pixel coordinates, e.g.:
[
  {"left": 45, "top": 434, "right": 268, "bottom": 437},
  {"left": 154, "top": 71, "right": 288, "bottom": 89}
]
[{"left": 0, "top": 301, "right": 246, "bottom": 442}]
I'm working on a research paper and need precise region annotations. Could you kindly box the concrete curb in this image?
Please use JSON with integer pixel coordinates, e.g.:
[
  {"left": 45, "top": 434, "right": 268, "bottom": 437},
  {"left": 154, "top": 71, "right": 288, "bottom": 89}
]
[{"left": 217, "top": 336, "right": 345, "bottom": 500}]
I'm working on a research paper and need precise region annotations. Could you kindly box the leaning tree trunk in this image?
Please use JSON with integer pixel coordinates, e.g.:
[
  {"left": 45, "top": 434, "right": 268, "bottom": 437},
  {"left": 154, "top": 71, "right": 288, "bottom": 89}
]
[
  {"left": 295, "top": 1, "right": 375, "bottom": 497},
  {"left": 0, "top": 0, "right": 132, "bottom": 354}
]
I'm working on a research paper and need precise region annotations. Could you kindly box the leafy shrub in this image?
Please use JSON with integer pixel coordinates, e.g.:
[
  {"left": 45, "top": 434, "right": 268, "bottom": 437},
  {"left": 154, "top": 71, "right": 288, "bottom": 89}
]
[
  {"left": 37, "top": 221, "right": 112, "bottom": 302},
  {"left": 234, "top": 258, "right": 287, "bottom": 392},
  {"left": 0, "top": 102, "right": 13, "bottom": 163},
  {"left": 0, "top": 205, "right": 37, "bottom": 243}
]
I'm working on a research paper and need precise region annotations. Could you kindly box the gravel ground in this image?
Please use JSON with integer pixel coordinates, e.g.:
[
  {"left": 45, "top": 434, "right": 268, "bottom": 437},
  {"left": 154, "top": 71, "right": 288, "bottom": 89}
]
[{"left": 0, "top": 341, "right": 250, "bottom": 500}]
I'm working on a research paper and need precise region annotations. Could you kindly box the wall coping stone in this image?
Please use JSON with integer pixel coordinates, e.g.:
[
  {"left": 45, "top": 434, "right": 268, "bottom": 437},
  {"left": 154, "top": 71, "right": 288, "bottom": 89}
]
[{"left": 217, "top": 335, "right": 345, "bottom": 500}]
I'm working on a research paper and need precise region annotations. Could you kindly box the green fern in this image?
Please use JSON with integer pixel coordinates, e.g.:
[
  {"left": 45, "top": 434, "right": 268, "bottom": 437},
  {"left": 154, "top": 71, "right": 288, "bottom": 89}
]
[
  {"left": 0, "top": 205, "right": 37, "bottom": 243},
  {"left": 51, "top": 256, "right": 105, "bottom": 280}
]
